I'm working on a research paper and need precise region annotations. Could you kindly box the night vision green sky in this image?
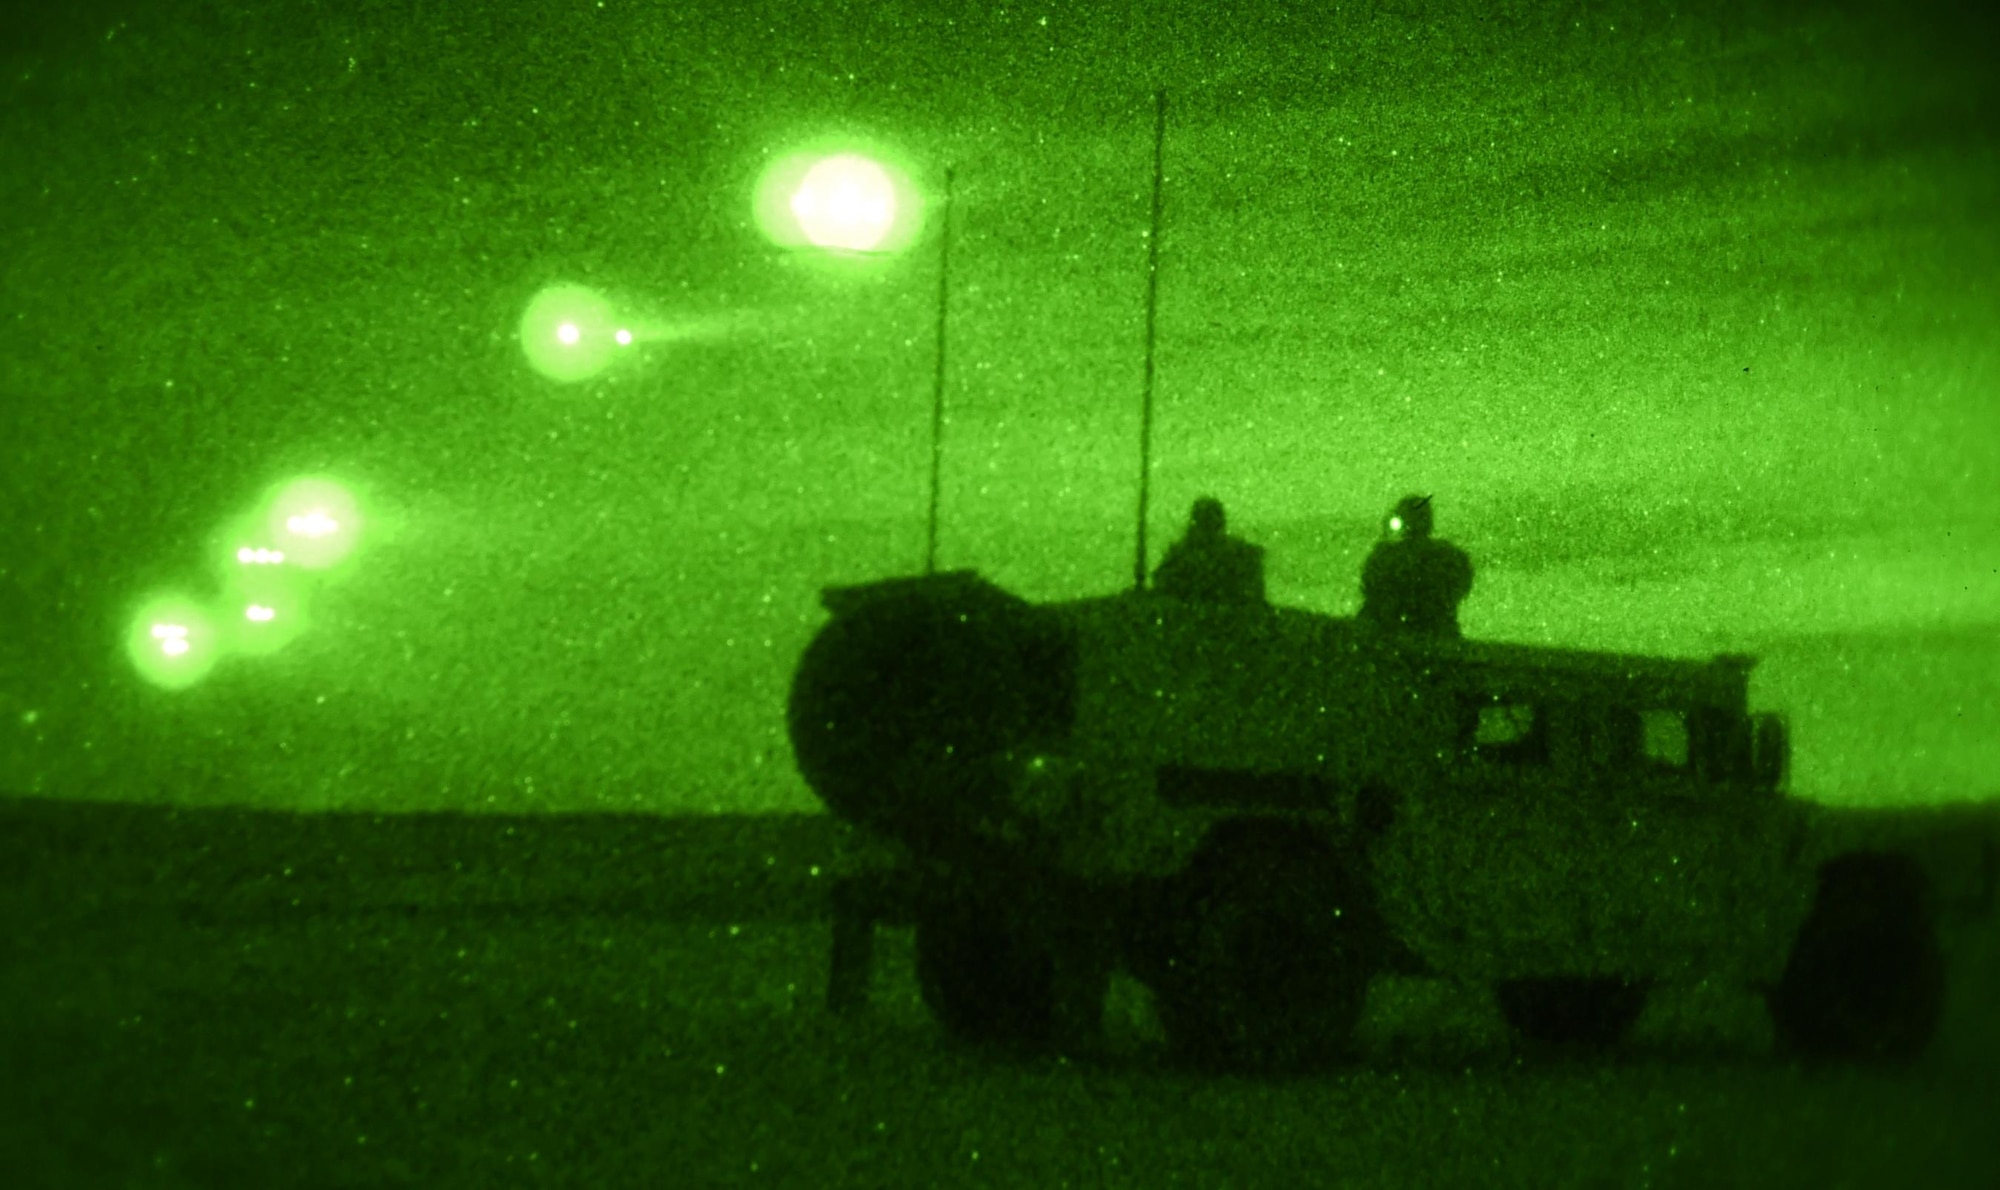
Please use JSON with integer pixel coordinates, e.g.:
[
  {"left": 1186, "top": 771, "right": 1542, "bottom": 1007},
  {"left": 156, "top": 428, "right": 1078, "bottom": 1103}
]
[{"left": 2, "top": 0, "right": 1995, "bottom": 812}]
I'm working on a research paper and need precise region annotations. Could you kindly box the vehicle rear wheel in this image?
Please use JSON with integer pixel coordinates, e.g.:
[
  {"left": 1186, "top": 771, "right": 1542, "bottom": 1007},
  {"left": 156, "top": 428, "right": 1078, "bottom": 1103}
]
[
  {"left": 914, "top": 890, "right": 1056, "bottom": 1046},
  {"left": 1153, "top": 826, "right": 1378, "bottom": 1072},
  {"left": 1497, "top": 977, "right": 1649, "bottom": 1047},
  {"left": 1770, "top": 851, "right": 1944, "bottom": 1065}
]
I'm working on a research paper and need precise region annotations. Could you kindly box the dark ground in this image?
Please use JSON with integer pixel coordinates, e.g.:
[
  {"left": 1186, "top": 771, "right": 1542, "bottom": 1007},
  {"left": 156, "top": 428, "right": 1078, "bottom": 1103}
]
[{"left": 4, "top": 798, "right": 1996, "bottom": 1189}]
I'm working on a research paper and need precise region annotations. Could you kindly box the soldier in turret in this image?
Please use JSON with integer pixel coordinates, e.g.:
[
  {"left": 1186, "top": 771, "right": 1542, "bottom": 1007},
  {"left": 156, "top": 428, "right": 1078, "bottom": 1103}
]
[
  {"left": 1358, "top": 494, "right": 1473, "bottom": 637},
  {"left": 1153, "top": 496, "right": 1266, "bottom": 605}
]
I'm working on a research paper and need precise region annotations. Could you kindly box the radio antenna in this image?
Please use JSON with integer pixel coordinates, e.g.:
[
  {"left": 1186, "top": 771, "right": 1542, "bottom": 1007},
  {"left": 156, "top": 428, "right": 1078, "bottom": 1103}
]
[
  {"left": 1133, "top": 90, "right": 1166, "bottom": 592},
  {"left": 925, "top": 165, "right": 956, "bottom": 575}
]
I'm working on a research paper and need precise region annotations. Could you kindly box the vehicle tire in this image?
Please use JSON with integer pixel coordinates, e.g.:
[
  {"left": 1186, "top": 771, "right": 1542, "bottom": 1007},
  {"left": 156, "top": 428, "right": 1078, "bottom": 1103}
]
[
  {"left": 1496, "top": 977, "right": 1649, "bottom": 1047},
  {"left": 914, "top": 890, "right": 1057, "bottom": 1046},
  {"left": 1770, "top": 851, "right": 1944, "bottom": 1065},
  {"left": 1152, "top": 825, "right": 1378, "bottom": 1072}
]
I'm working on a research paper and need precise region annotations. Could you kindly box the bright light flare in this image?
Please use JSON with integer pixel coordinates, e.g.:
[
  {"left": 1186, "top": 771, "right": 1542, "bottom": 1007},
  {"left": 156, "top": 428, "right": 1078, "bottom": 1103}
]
[
  {"left": 211, "top": 512, "right": 293, "bottom": 580},
  {"left": 754, "top": 147, "right": 924, "bottom": 256},
  {"left": 265, "top": 476, "right": 361, "bottom": 570},
  {"left": 126, "top": 596, "right": 219, "bottom": 690},
  {"left": 518, "top": 284, "right": 621, "bottom": 383},
  {"left": 286, "top": 510, "right": 340, "bottom": 538},
  {"left": 790, "top": 154, "right": 898, "bottom": 250},
  {"left": 224, "top": 569, "right": 310, "bottom": 657}
]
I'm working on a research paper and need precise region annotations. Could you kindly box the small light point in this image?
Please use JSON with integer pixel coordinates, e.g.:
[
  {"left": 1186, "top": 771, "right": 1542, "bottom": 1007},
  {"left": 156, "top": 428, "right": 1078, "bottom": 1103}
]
[{"left": 556, "top": 322, "right": 581, "bottom": 346}]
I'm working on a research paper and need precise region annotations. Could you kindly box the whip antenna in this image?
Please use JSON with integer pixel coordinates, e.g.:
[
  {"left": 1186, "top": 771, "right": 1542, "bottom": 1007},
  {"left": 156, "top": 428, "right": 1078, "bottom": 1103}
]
[
  {"left": 1134, "top": 90, "right": 1166, "bottom": 591},
  {"left": 925, "top": 165, "right": 956, "bottom": 575}
]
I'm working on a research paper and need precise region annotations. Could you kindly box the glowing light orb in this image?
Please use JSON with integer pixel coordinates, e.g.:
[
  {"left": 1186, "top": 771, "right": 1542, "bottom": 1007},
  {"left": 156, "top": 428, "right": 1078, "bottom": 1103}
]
[
  {"left": 754, "top": 148, "right": 924, "bottom": 256},
  {"left": 518, "top": 284, "right": 620, "bottom": 383},
  {"left": 223, "top": 568, "right": 310, "bottom": 657},
  {"left": 211, "top": 511, "right": 294, "bottom": 580},
  {"left": 264, "top": 476, "right": 361, "bottom": 570},
  {"left": 286, "top": 510, "right": 340, "bottom": 538},
  {"left": 126, "top": 596, "right": 219, "bottom": 690},
  {"left": 1389, "top": 516, "right": 1404, "bottom": 533},
  {"left": 790, "top": 155, "right": 897, "bottom": 250},
  {"left": 615, "top": 328, "right": 633, "bottom": 346}
]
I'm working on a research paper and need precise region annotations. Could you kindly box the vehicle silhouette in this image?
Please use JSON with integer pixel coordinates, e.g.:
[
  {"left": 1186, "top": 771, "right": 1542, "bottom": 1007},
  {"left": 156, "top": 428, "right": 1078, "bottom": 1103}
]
[{"left": 788, "top": 564, "right": 1947, "bottom": 1070}]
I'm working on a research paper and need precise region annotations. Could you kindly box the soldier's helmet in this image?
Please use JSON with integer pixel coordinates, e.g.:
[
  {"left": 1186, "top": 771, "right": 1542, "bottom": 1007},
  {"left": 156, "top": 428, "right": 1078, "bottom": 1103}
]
[
  {"left": 1387, "top": 494, "right": 1434, "bottom": 540},
  {"left": 1190, "top": 496, "right": 1227, "bottom": 537}
]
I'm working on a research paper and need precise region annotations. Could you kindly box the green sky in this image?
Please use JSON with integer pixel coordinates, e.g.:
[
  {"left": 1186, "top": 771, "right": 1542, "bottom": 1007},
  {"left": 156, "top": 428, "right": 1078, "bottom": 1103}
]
[{"left": 2, "top": 0, "right": 1995, "bottom": 811}]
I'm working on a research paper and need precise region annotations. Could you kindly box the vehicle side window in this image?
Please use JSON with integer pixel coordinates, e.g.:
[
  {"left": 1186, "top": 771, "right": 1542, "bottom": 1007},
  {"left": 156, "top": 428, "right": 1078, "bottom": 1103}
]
[
  {"left": 1466, "top": 699, "right": 1547, "bottom": 765},
  {"left": 1641, "top": 710, "right": 1689, "bottom": 769},
  {"left": 1477, "top": 703, "right": 1535, "bottom": 746}
]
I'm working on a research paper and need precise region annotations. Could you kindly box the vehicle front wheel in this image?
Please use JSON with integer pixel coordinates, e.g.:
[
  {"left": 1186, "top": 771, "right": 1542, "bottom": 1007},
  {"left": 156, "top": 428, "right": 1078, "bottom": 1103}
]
[
  {"left": 913, "top": 889, "right": 1057, "bottom": 1046},
  {"left": 1151, "top": 826, "right": 1379, "bottom": 1072},
  {"left": 1769, "top": 851, "right": 1944, "bottom": 1065}
]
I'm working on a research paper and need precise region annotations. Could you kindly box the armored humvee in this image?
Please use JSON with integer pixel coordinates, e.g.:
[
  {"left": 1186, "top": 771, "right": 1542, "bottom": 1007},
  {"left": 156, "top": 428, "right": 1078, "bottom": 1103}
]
[{"left": 788, "top": 569, "right": 1957, "bottom": 1069}]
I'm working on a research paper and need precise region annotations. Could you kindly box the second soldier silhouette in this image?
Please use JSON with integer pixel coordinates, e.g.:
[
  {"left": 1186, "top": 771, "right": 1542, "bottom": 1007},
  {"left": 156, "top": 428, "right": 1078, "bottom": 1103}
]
[
  {"left": 1153, "top": 497, "right": 1266, "bottom": 605},
  {"left": 1358, "top": 494, "right": 1473, "bottom": 637}
]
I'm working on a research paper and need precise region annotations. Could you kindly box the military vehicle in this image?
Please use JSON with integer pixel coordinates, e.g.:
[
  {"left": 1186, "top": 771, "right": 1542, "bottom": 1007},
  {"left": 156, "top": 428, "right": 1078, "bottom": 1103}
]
[
  {"left": 784, "top": 94, "right": 1973, "bottom": 1070},
  {"left": 789, "top": 570, "right": 1962, "bottom": 1068}
]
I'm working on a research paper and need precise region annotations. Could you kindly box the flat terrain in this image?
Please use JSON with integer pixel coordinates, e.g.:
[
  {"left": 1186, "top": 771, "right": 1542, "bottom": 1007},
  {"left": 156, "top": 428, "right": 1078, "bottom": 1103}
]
[{"left": 4, "top": 800, "right": 1996, "bottom": 1189}]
